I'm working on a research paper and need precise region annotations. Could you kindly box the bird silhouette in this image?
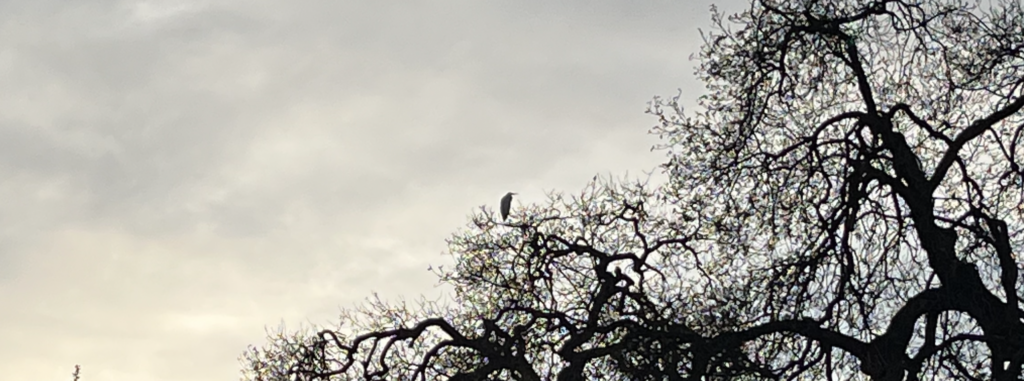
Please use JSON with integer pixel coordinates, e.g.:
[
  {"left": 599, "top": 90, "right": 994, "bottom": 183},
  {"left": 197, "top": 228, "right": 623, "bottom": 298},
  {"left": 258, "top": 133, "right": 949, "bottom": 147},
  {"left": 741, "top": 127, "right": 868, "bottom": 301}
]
[{"left": 500, "top": 192, "right": 516, "bottom": 221}]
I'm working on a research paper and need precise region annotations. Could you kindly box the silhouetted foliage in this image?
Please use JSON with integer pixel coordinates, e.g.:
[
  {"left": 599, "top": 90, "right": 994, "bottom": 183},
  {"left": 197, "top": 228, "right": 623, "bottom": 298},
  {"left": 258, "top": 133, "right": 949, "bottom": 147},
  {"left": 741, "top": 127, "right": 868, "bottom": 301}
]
[{"left": 241, "top": 0, "right": 1024, "bottom": 379}]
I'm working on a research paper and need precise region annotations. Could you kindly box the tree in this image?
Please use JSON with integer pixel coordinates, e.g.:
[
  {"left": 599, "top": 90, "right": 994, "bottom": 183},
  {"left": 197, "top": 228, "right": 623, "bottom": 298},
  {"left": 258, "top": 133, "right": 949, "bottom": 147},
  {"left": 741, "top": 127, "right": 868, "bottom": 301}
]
[{"left": 241, "top": 0, "right": 1024, "bottom": 379}]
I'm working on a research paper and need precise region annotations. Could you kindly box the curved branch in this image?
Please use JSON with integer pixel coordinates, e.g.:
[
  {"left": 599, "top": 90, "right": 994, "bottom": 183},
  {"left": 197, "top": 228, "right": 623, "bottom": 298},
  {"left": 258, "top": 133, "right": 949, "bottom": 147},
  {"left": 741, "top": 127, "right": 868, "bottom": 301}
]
[
  {"left": 887, "top": 103, "right": 953, "bottom": 144},
  {"left": 931, "top": 93, "right": 1024, "bottom": 188}
]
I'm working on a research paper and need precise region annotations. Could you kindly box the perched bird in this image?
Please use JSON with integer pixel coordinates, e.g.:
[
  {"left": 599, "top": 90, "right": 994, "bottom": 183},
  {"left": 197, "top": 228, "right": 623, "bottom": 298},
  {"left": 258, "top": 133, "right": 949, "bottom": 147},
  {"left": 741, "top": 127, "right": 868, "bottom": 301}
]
[{"left": 500, "top": 192, "right": 516, "bottom": 221}]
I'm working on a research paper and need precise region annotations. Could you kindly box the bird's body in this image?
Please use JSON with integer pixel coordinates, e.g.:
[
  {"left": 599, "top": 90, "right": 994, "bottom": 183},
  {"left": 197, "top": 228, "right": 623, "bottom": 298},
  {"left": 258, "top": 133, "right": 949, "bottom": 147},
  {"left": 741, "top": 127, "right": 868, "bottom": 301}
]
[{"left": 500, "top": 192, "right": 516, "bottom": 221}]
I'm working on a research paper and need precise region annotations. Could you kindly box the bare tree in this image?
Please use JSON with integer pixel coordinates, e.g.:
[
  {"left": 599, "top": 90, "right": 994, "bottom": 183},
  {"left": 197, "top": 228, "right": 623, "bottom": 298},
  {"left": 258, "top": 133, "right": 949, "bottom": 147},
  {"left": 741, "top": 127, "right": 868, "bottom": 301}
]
[{"left": 241, "top": 0, "right": 1024, "bottom": 379}]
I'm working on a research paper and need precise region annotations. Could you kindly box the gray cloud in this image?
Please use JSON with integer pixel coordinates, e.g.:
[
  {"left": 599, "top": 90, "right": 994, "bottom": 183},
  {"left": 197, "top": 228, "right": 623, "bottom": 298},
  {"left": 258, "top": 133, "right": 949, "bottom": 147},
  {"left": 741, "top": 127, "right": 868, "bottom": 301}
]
[{"left": 0, "top": 0, "right": 745, "bottom": 379}]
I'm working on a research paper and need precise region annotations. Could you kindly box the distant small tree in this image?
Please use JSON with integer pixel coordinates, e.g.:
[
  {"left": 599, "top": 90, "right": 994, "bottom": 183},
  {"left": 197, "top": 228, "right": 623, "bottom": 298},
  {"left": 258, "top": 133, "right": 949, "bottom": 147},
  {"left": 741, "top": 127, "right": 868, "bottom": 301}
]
[{"left": 242, "top": 0, "right": 1024, "bottom": 379}]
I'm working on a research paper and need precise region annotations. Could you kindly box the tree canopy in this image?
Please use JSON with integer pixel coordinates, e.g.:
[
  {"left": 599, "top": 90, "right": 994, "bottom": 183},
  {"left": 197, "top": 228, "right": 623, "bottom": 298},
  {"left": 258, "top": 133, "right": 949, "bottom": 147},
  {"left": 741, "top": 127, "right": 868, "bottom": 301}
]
[{"left": 241, "top": 0, "right": 1024, "bottom": 379}]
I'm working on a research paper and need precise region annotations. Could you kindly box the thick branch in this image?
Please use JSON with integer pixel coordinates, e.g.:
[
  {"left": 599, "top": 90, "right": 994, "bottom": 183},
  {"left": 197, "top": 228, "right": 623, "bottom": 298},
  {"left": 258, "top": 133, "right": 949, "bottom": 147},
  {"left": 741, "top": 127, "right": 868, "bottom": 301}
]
[{"left": 930, "top": 94, "right": 1024, "bottom": 188}]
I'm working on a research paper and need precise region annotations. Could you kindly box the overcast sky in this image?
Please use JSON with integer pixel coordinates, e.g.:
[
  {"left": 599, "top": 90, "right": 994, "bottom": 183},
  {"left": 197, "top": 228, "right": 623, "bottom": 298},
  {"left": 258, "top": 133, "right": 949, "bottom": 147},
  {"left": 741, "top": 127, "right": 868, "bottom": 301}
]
[{"left": 0, "top": 1, "right": 745, "bottom": 380}]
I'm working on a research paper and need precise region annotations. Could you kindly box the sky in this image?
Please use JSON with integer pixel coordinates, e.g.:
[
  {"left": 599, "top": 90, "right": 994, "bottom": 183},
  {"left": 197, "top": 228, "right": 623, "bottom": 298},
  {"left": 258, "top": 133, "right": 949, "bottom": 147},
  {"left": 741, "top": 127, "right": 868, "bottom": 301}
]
[{"left": 0, "top": 1, "right": 745, "bottom": 380}]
